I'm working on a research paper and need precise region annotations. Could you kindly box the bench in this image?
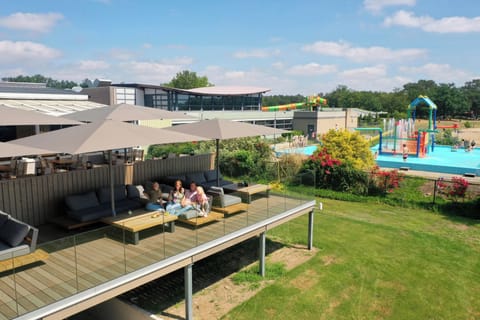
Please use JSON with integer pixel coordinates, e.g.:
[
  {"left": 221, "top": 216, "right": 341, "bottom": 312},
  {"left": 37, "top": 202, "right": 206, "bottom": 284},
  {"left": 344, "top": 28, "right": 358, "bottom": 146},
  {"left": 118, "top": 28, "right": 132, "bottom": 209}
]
[
  {"left": 207, "top": 186, "right": 248, "bottom": 216},
  {"left": 177, "top": 211, "right": 224, "bottom": 227},
  {"left": 0, "top": 210, "right": 46, "bottom": 270}
]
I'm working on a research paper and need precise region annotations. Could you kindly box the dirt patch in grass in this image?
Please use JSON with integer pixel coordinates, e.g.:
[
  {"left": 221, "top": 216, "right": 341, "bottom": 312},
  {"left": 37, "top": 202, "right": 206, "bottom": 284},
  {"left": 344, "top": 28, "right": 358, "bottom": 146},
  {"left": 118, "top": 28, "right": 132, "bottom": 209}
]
[
  {"left": 290, "top": 269, "right": 318, "bottom": 291},
  {"left": 161, "top": 245, "right": 318, "bottom": 320}
]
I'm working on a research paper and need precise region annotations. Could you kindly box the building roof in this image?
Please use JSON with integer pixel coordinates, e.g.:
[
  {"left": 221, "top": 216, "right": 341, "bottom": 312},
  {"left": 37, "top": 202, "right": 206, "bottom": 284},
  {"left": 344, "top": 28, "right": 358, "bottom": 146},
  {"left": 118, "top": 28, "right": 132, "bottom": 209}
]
[
  {"left": 111, "top": 83, "right": 270, "bottom": 96},
  {"left": 0, "top": 99, "right": 108, "bottom": 117},
  {"left": 0, "top": 86, "right": 87, "bottom": 101},
  {"left": 179, "top": 86, "right": 270, "bottom": 96}
]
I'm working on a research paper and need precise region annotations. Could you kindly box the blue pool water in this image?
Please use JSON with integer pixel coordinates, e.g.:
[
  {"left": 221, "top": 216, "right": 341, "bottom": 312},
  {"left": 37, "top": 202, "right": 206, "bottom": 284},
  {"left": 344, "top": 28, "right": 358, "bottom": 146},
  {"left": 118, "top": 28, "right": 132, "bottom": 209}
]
[
  {"left": 275, "top": 145, "right": 318, "bottom": 156},
  {"left": 374, "top": 145, "right": 480, "bottom": 175}
]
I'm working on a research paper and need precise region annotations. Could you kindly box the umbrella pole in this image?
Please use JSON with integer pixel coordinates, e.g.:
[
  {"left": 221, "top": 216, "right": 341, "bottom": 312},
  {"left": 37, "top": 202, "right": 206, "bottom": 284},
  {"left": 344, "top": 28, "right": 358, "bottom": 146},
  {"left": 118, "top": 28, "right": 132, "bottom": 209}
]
[
  {"left": 109, "top": 150, "right": 116, "bottom": 216},
  {"left": 216, "top": 139, "right": 220, "bottom": 187}
]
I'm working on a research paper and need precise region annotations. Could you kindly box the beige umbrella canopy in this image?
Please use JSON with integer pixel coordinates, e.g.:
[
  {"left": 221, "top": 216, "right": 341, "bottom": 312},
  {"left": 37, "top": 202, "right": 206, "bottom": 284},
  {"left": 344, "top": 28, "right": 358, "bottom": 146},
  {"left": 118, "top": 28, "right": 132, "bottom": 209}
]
[
  {"left": 165, "top": 119, "right": 289, "bottom": 185},
  {"left": 63, "top": 103, "right": 195, "bottom": 122},
  {"left": 11, "top": 120, "right": 206, "bottom": 214},
  {"left": 10, "top": 119, "right": 203, "bottom": 155},
  {"left": 0, "top": 142, "right": 55, "bottom": 158},
  {"left": 0, "top": 106, "right": 81, "bottom": 126}
]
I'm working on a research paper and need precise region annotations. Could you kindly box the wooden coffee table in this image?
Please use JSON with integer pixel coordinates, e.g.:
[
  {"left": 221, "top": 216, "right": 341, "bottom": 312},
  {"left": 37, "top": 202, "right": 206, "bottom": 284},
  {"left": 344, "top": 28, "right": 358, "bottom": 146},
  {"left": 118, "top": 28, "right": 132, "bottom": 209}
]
[
  {"left": 223, "top": 183, "right": 271, "bottom": 203},
  {"left": 102, "top": 209, "right": 177, "bottom": 244}
]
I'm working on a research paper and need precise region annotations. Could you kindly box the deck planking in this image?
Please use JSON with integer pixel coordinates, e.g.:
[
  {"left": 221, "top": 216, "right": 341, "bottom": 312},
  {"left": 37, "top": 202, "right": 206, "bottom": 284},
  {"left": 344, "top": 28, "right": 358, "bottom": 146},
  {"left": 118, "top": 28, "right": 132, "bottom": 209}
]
[{"left": 0, "top": 195, "right": 309, "bottom": 319}]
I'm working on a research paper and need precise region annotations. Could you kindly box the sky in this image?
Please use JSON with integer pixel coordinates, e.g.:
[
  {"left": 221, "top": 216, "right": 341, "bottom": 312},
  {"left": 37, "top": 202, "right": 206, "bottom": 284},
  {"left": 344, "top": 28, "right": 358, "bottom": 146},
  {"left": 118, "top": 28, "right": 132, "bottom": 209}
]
[{"left": 0, "top": 0, "right": 479, "bottom": 95}]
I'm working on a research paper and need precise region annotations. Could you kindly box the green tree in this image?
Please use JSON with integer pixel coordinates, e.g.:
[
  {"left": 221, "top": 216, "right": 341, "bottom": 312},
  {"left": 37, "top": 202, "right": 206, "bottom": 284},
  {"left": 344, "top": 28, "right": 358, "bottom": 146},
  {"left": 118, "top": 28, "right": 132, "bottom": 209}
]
[
  {"left": 321, "top": 129, "right": 374, "bottom": 170},
  {"left": 432, "top": 83, "right": 469, "bottom": 118},
  {"left": 2, "top": 74, "right": 79, "bottom": 89},
  {"left": 163, "top": 70, "right": 212, "bottom": 89},
  {"left": 461, "top": 79, "right": 480, "bottom": 119}
]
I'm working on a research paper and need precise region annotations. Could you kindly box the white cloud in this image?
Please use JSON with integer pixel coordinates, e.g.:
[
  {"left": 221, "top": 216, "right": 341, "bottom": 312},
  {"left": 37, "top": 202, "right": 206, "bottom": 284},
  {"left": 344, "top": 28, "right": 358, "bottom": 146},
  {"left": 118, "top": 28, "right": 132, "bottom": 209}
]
[
  {"left": 225, "top": 71, "right": 246, "bottom": 79},
  {"left": 286, "top": 63, "right": 337, "bottom": 76},
  {"left": 340, "top": 64, "right": 387, "bottom": 78},
  {"left": 0, "top": 40, "right": 61, "bottom": 65},
  {"left": 0, "top": 12, "right": 63, "bottom": 33},
  {"left": 233, "top": 48, "right": 280, "bottom": 59},
  {"left": 142, "top": 43, "right": 152, "bottom": 49},
  {"left": 399, "top": 63, "right": 471, "bottom": 83},
  {"left": 337, "top": 65, "right": 410, "bottom": 91},
  {"left": 384, "top": 10, "right": 480, "bottom": 33},
  {"left": 302, "top": 40, "right": 426, "bottom": 63},
  {"left": 119, "top": 58, "right": 193, "bottom": 83},
  {"left": 77, "top": 60, "right": 110, "bottom": 70},
  {"left": 363, "top": 0, "right": 416, "bottom": 14},
  {"left": 109, "top": 48, "right": 136, "bottom": 61},
  {"left": 271, "top": 62, "right": 285, "bottom": 70}
]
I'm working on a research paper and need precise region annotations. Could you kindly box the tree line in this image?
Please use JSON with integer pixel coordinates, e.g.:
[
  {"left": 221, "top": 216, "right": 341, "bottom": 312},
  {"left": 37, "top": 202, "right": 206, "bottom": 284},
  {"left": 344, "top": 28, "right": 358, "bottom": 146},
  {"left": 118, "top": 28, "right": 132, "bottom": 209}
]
[
  {"left": 263, "top": 79, "right": 480, "bottom": 120},
  {"left": 3, "top": 72, "right": 479, "bottom": 119}
]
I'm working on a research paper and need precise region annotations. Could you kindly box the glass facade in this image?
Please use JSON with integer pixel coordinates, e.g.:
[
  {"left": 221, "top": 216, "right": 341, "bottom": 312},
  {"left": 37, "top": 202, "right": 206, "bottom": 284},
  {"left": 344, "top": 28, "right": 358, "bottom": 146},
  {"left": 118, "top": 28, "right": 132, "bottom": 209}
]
[
  {"left": 144, "top": 88, "right": 169, "bottom": 110},
  {"left": 115, "top": 85, "right": 264, "bottom": 112},
  {"left": 143, "top": 90, "right": 262, "bottom": 111}
]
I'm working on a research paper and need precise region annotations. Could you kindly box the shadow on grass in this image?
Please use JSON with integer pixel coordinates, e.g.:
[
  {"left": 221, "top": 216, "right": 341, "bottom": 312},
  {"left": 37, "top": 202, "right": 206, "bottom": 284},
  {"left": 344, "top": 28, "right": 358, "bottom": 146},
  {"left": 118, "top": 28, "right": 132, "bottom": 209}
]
[{"left": 119, "top": 237, "right": 286, "bottom": 314}]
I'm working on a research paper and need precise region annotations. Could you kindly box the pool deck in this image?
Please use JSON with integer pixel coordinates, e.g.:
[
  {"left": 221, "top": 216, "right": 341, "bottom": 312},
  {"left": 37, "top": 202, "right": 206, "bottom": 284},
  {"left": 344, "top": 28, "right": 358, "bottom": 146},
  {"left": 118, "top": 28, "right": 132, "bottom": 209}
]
[{"left": 375, "top": 145, "right": 480, "bottom": 177}]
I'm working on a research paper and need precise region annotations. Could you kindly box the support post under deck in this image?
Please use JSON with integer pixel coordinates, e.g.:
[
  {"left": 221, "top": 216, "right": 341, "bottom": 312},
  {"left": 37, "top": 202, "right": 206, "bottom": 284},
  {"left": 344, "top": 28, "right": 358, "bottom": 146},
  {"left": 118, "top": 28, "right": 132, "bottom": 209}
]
[
  {"left": 259, "top": 232, "right": 266, "bottom": 277},
  {"left": 185, "top": 264, "right": 193, "bottom": 320},
  {"left": 308, "top": 209, "right": 315, "bottom": 250}
]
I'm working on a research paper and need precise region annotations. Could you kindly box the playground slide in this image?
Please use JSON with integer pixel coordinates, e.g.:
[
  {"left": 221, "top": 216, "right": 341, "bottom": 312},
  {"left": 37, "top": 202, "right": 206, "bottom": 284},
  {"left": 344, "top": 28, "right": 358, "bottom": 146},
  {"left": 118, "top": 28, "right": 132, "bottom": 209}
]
[{"left": 262, "top": 96, "right": 327, "bottom": 112}]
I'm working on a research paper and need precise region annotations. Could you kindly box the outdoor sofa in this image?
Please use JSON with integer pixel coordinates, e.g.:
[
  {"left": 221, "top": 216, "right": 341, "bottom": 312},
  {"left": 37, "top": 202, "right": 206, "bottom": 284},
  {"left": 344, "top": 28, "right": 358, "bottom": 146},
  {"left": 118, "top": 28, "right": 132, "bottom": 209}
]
[
  {"left": 0, "top": 210, "right": 39, "bottom": 261},
  {"left": 64, "top": 185, "right": 144, "bottom": 223}
]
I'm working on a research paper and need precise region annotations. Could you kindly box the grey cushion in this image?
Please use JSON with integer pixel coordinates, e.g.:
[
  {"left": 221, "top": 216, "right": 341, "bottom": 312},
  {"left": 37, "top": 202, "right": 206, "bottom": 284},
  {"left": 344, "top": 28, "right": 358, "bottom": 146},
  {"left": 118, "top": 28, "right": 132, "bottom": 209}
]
[
  {"left": 97, "top": 185, "right": 126, "bottom": 204},
  {"left": 186, "top": 172, "right": 207, "bottom": 184},
  {"left": 67, "top": 206, "right": 112, "bottom": 222},
  {"left": 160, "top": 184, "right": 173, "bottom": 193},
  {"left": 0, "top": 219, "right": 30, "bottom": 247},
  {"left": 204, "top": 169, "right": 222, "bottom": 182},
  {"left": 209, "top": 186, "right": 224, "bottom": 195},
  {"left": 223, "top": 194, "right": 242, "bottom": 207},
  {"left": 179, "top": 209, "right": 199, "bottom": 220},
  {"left": 65, "top": 191, "right": 99, "bottom": 211},
  {"left": 0, "top": 211, "right": 9, "bottom": 228},
  {"left": 126, "top": 184, "right": 140, "bottom": 199}
]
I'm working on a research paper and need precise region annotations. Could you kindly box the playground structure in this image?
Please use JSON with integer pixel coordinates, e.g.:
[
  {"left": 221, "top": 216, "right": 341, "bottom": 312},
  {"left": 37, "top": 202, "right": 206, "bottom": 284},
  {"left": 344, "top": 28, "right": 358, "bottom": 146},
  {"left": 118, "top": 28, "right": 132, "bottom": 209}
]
[
  {"left": 261, "top": 96, "right": 327, "bottom": 112},
  {"left": 356, "top": 95, "right": 443, "bottom": 157}
]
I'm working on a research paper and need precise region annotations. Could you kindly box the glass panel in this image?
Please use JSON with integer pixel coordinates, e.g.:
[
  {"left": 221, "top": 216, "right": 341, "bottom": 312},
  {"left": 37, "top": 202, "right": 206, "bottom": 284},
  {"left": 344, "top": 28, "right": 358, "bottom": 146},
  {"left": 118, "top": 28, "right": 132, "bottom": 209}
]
[
  {"left": 73, "top": 226, "right": 126, "bottom": 292},
  {"left": 14, "top": 236, "right": 77, "bottom": 317}
]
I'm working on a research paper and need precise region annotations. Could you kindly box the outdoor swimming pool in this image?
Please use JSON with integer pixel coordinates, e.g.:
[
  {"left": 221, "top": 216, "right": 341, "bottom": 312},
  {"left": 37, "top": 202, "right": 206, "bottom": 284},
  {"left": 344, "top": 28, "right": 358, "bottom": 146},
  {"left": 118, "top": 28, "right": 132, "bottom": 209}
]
[
  {"left": 374, "top": 145, "right": 480, "bottom": 176},
  {"left": 275, "top": 145, "right": 318, "bottom": 157}
]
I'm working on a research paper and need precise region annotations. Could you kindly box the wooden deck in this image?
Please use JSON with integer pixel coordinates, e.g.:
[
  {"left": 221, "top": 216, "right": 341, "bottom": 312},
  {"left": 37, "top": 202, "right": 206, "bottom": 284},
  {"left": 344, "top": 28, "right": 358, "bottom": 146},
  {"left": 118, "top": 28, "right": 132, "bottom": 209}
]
[{"left": 0, "top": 194, "right": 312, "bottom": 320}]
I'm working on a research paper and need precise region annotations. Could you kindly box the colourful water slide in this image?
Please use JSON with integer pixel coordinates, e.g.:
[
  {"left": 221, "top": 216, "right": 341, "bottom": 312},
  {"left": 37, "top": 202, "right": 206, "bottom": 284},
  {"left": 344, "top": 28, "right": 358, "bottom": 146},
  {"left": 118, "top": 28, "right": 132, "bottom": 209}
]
[{"left": 261, "top": 96, "right": 327, "bottom": 112}]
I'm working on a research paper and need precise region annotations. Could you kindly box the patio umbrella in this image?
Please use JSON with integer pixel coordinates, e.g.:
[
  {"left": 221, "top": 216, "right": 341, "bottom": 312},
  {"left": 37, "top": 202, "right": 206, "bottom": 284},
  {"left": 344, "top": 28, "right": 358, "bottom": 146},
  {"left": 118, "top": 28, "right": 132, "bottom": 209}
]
[
  {"left": 63, "top": 103, "right": 195, "bottom": 122},
  {"left": 0, "top": 141, "right": 55, "bottom": 158},
  {"left": 11, "top": 119, "right": 206, "bottom": 214},
  {"left": 0, "top": 106, "right": 81, "bottom": 126},
  {"left": 165, "top": 119, "right": 289, "bottom": 186}
]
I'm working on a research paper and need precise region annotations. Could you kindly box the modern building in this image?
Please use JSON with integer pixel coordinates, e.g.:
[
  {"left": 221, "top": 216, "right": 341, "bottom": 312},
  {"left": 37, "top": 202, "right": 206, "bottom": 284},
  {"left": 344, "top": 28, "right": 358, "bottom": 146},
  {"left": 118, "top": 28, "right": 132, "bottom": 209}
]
[
  {"left": 81, "top": 80, "right": 369, "bottom": 135},
  {"left": 81, "top": 81, "right": 269, "bottom": 111}
]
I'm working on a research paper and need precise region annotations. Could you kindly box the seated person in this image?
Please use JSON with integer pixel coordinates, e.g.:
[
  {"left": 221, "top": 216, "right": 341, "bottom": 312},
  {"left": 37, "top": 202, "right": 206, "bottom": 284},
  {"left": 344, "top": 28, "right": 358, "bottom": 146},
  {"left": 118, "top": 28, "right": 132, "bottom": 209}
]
[
  {"left": 194, "top": 186, "right": 209, "bottom": 217},
  {"left": 170, "top": 181, "right": 198, "bottom": 216},
  {"left": 145, "top": 182, "right": 165, "bottom": 211},
  {"left": 166, "top": 179, "right": 185, "bottom": 214}
]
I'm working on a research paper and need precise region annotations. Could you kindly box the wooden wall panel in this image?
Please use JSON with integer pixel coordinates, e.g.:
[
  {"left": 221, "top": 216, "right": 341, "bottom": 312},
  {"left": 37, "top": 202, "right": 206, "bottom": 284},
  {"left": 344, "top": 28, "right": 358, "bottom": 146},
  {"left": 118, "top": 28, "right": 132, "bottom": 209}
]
[{"left": 0, "top": 154, "right": 214, "bottom": 226}]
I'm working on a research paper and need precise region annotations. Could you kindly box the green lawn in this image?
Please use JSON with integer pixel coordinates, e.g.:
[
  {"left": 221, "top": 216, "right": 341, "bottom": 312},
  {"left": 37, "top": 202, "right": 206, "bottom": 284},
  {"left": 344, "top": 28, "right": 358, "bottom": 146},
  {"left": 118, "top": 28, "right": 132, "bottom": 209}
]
[{"left": 224, "top": 198, "right": 480, "bottom": 320}]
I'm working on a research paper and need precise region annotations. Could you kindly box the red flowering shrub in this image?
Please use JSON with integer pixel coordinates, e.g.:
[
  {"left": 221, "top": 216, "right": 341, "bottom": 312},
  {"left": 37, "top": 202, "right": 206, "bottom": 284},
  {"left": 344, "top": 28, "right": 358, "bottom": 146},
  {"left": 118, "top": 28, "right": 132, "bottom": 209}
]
[
  {"left": 300, "top": 147, "right": 342, "bottom": 187},
  {"left": 437, "top": 176, "right": 469, "bottom": 202},
  {"left": 368, "top": 166, "right": 403, "bottom": 195}
]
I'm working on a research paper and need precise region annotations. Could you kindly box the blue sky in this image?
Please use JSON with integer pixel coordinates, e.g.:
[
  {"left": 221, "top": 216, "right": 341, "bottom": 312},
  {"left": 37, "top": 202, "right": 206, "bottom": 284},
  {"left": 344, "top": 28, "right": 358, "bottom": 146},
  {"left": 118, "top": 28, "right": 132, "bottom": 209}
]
[{"left": 0, "top": 0, "right": 479, "bottom": 94}]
